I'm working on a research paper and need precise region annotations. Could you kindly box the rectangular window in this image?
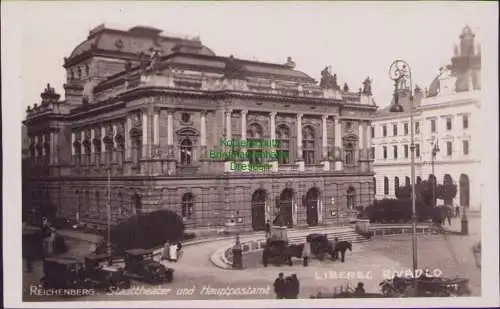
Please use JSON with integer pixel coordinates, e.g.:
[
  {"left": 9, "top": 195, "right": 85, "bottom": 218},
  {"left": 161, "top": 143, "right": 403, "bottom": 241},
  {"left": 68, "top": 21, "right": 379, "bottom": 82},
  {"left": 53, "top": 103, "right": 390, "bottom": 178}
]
[
  {"left": 393, "top": 124, "right": 398, "bottom": 136},
  {"left": 404, "top": 145, "right": 409, "bottom": 158},
  {"left": 393, "top": 145, "right": 398, "bottom": 159},
  {"left": 370, "top": 147, "right": 375, "bottom": 159},
  {"left": 403, "top": 123, "right": 409, "bottom": 135},
  {"left": 463, "top": 140, "right": 469, "bottom": 155},
  {"left": 371, "top": 126, "right": 375, "bottom": 138},
  {"left": 383, "top": 146, "right": 387, "bottom": 159},
  {"left": 446, "top": 118, "right": 452, "bottom": 131},
  {"left": 382, "top": 125, "right": 387, "bottom": 137},
  {"left": 446, "top": 141, "right": 452, "bottom": 156},
  {"left": 415, "top": 121, "right": 420, "bottom": 134},
  {"left": 430, "top": 119, "right": 436, "bottom": 133},
  {"left": 462, "top": 115, "right": 469, "bottom": 129},
  {"left": 415, "top": 144, "right": 420, "bottom": 157}
]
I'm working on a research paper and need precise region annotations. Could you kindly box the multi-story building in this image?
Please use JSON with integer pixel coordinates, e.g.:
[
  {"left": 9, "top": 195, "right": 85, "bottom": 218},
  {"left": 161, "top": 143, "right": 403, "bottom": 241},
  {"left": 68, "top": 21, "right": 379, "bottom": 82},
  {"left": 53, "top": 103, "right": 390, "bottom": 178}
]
[
  {"left": 23, "top": 24, "right": 377, "bottom": 231},
  {"left": 372, "top": 26, "right": 481, "bottom": 210}
]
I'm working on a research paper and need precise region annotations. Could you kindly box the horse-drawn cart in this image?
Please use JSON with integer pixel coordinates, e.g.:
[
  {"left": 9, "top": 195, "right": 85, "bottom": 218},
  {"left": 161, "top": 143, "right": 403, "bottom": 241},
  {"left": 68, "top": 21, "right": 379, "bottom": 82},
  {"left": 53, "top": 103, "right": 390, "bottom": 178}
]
[{"left": 262, "top": 226, "right": 293, "bottom": 267}]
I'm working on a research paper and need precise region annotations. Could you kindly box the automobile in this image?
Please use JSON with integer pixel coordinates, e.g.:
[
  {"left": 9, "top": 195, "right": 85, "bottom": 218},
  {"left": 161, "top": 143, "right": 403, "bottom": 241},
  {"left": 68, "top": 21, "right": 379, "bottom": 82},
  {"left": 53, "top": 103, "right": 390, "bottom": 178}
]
[
  {"left": 123, "top": 248, "right": 174, "bottom": 284},
  {"left": 306, "top": 233, "right": 335, "bottom": 260},
  {"left": 84, "top": 254, "right": 131, "bottom": 292},
  {"left": 40, "top": 257, "right": 93, "bottom": 290},
  {"left": 379, "top": 277, "right": 472, "bottom": 297}
]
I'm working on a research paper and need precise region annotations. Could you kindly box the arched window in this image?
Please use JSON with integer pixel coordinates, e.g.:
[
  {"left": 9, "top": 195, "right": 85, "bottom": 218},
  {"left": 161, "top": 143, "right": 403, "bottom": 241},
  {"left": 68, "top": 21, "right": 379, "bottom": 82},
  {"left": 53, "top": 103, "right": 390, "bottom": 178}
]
[
  {"left": 276, "top": 125, "right": 290, "bottom": 164},
  {"left": 344, "top": 142, "right": 355, "bottom": 165},
  {"left": 247, "top": 123, "right": 264, "bottom": 164},
  {"left": 85, "top": 65, "right": 90, "bottom": 77},
  {"left": 346, "top": 186, "right": 356, "bottom": 209},
  {"left": 181, "top": 193, "right": 194, "bottom": 219},
  {"left": 384, "top": 177, "right": 389, "bottom": 195},
  {"left": 180, "top": 139, "right": 193, "bottom": 165},
  {"left": 77, "top": 67, "right": 82, "bottom": 79},
  {"left": 394, "top": 177, "right": 400, "bottom": 193},
  {"left": 405, "top": 176, "right": 411, "bottom": 187},
  {"left": 302, "top": 126, "right": 315, "bottom": 164}
]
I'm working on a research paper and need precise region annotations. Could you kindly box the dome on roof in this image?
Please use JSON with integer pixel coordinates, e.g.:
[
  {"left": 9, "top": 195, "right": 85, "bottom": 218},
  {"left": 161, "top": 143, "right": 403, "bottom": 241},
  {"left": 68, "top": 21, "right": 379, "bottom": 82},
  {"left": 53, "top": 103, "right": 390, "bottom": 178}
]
[
  {"left": 67, "top": 25, "right": 216, "bottom": 62},
  {"left": 427, "top": 75, "right": 440, "bottom": 97}
]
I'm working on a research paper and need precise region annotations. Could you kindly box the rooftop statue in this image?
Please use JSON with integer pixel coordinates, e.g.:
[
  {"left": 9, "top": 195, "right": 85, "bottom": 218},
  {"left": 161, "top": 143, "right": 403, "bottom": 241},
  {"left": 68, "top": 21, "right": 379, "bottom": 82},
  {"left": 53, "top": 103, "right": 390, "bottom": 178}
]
[
  {"left": 319, "top": 66, "right": 339, "bottom": 90},
  {"left": 146, "top": 49, "right": 162, "bottom": 74},
  {"left": 343, "top": 82, "right": 349, "bottom": 92},
  {"left": 362, "top": 77, "right": 373, "bottom": 95}
]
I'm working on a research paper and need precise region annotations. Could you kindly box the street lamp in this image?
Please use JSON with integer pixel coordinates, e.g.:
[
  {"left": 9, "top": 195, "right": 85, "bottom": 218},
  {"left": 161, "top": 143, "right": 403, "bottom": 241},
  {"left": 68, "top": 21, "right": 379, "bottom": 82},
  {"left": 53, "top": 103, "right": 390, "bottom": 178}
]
[
  {"left": 388, "top": 59, "right": 418, "bottom": 296},
  {"left": 105, "top": 146, "right": 115, "bottom": 266},
  {"left": 431, "top": 140, "right": 440, "bottom": 207}
]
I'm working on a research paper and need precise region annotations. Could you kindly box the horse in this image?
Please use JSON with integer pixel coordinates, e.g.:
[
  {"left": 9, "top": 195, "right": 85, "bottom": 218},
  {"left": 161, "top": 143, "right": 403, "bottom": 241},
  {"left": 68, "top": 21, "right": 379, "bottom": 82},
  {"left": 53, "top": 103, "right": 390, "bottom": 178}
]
[{"left": 333, "top": 241, "right": 352, "bottom": 263}]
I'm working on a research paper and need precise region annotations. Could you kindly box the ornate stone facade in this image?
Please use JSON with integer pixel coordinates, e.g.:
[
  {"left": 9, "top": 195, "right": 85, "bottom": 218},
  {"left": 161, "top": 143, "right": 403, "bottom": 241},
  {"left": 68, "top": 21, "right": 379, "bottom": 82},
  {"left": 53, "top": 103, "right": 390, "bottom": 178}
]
[{"left": 23, "top": 25, "right": 377, "bottom": 231}]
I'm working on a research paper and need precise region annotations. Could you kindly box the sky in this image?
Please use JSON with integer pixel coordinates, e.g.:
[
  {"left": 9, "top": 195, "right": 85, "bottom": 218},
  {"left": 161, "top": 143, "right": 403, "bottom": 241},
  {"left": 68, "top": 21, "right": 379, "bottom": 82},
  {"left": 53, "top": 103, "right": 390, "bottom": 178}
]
[{"left": 2, "top": 1, "right": 493, "bottom": 110}]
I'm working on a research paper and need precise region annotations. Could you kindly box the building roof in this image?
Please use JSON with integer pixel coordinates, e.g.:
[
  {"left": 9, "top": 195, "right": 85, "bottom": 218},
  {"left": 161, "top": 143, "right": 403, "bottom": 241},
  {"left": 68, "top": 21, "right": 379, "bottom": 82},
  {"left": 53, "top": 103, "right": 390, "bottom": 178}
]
[{"left": 67, "top": 24, "right": 215, "bottom": 62}]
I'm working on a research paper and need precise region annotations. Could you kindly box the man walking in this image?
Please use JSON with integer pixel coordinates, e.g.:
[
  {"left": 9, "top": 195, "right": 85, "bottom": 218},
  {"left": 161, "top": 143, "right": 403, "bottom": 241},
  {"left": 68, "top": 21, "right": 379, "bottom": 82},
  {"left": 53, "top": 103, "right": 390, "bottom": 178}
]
[
  {"left": 302, "top": 240, "right": 311, "bottom": 267},
  {"left": 289, "top": 274, "right": 300, "bottom": 299},
  {"left": 265, "top": 220, "right": 271, "bottom": 239},
  {"left": 273, "top": 272, "right": 285, "bottom": 299}
]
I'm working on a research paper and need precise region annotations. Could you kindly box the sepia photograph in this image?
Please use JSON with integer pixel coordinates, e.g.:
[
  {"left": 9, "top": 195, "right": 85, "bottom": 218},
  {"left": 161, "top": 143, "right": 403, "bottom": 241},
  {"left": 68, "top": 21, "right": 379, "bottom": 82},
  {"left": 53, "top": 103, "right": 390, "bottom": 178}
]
[{"left": 2, "top": 1, "right": 499, "bottom": 308}]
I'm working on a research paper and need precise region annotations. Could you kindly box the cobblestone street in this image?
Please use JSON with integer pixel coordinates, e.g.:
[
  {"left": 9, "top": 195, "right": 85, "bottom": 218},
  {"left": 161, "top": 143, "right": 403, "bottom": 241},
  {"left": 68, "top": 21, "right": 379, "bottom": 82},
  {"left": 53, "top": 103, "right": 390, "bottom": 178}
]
[{"left": 23, "top": 217, "right": 481, "bottom": 301}]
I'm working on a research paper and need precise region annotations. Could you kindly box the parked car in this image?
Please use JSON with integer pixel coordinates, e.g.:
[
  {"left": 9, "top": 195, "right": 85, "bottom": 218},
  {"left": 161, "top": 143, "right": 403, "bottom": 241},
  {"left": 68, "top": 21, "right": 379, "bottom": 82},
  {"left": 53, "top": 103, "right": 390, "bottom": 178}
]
[
  {"left": 40, "top": 257, "right": 93, "bottom": 290},
  {"left": 123, "top": 249, "right": 174, "bottom": 284},
  {"left": 84, "top": 254, "right": 131, "bottom": 292}
]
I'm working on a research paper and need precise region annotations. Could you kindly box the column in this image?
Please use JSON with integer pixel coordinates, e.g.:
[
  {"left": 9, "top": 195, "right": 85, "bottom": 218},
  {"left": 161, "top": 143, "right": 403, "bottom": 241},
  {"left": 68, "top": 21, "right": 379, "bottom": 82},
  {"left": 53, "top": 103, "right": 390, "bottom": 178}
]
[
  {"left": 321, "top": 115, "right": 330, "bottom": 171},
  {"left": 53, "top": 131, "right": 59, "bottom": 164},
  {"left": 49, "top": 132, "right": 55, "bottom": 164},
  {"left": 41, "top": 134, "right": 46, "bottom": 156},
  {"left": 200, "top": 110, "right": 207, "bottom": 160},
  {"left": 224, "top": 109, "right": 232, "bottom": 172},
  {"left": 358, "top": 122, "right": 364, "bottom": 156},
  {"left": 142, "top": 111, "right": 148, "bottom": 158},
  {"left": 241, "top": 110, "right": 248, "bottom": 165},
  {"left": 153, "top": 111, "right": 159, "bottom": 145},
  {"left": 101, "top": 126, "right": 106, "bottom": 164},
  {"left": 296, "top": 113, "right": 304, "bottom": 171},
  {"left": 112, "top": 124, "right": 117, "bottom": 163},
  {"left": 71, "top": 133, "right": 76, "bottom": 156},
  {"left": 167, "top": 110, "right": 174, "bottom": 158},
  {"left": 125, "top": 116, "right": 132, "bottom": 160},
  {"left": 90, "top": 128, "right": 95, "bottom": 163},
  {"left": 318, "top": 199, "right": 323, "bottom": 224},
  {"left": 334, "top": 117, "right": 343, "bottom": 171},
  {"left": 269, "top": 112, "right": 278, "bottom": 171}
]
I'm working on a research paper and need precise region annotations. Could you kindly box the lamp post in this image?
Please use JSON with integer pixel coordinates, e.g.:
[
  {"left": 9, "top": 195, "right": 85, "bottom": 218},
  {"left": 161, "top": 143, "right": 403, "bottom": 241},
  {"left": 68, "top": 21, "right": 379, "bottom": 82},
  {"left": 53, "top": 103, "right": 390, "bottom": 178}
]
[
  {"left": 431, "top": 141, "right": 440, "bottom": 207},
  {"left": 105, "top": 147, "right": 115, "bottom": 266},
  {"left": 388, "top": 59, "right": 418, "bottom": 296}
]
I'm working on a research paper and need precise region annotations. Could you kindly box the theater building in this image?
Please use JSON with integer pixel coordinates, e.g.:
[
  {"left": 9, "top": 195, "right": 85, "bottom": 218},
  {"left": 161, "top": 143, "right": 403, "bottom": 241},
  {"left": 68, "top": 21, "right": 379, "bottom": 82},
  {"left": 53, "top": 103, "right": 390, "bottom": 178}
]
[
  {"left": 371, "top": 26, "right": 482, "bottom": 210},
  {"left": 23, "top": 24, "right": 377, "bottom": 231}
]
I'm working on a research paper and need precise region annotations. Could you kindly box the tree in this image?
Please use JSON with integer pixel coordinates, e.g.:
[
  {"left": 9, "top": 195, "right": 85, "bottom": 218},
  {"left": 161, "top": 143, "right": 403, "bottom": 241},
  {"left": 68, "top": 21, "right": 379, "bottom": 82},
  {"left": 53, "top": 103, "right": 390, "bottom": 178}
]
[
  {"left": 395, "top": 180, "right": 434, "bottom": 207},
  {"left": 104, "top": 209, "right": 185, "bottom": 253},
  {"left": 363, "top": 198, "right": 433, "bottom": 223},
  {"left": 437, "top": 174, "right": 457, "bottom": 206}
]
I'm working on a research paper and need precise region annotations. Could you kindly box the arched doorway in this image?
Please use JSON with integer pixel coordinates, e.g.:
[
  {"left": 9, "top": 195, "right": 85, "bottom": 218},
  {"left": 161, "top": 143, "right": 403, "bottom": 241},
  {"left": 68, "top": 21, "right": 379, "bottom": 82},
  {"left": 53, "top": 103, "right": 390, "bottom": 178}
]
[
  {"left": 459, "top": 174, "right": 470, "bottom": 208},
  {"left": 346, "top": 186, "right": 356, "bottom": 209},
  {"left": 251, "top": 189, "right": 267, "bottom": 231},
  {"left": 276, "top": 188, "right": 294, "bottom": 228},
  {"left": 304, "top": 188, "right": 320, "bottom": 226}
]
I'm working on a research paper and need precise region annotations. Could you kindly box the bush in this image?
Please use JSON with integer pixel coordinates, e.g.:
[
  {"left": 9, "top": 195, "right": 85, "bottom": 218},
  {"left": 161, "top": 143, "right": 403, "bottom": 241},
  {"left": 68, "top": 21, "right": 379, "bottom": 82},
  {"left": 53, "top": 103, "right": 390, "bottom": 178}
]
[
  {"left": 105, "top": 210, "right": 185, "bottom": 253},
  {"left": 363, "top": 199, "right": 434, "bottom": 223}
]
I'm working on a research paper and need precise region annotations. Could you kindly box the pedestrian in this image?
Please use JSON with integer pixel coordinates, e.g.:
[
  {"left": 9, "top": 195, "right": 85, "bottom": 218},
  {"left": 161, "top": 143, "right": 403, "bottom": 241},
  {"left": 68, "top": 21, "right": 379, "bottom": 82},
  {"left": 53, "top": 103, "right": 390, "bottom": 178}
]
[
  {"left": 332, "top": 237, "right": 339, "bottom": 261},
  {"left": 446, "top": 207, "right": 452, "bottom": 225},
  {"left": 455, "top": 205, "right": 460, "bottom": 217},
  {"left": 289, "top": 274, "right": 300, "bottom": 299},
  {"left": 23, "top": 242, "right": 33, "bottom": 273},
  {"left": 302, "top": 240, "right": 311, "bottom": 267},
  {"left": 265, "top": 220, "right": 271, "bottom": 239},
  {"left": 169, "top": 243, "right": 178, "bottom": 262},
  {"left": 273, "top": 272, "right": 285, "bottom": 299},
  {"left": 353, "top": 282, "right": 365, "bottom": 296},
  {"left": 176, "top": 242, "right": 183, "bottom": 262},
  {"left": 161, "top": 241, "right": 170, "bottom": 261}
]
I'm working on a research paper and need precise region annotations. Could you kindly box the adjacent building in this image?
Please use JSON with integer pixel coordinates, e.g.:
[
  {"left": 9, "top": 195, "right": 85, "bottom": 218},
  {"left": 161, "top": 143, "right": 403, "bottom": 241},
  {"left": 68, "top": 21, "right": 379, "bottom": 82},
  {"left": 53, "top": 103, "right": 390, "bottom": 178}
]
[
  {"left": 23, "top": 24, "right": 377, "bottom": 231},
  {"left": 372, "top": 26, "right": 482, "bottom": 210}
]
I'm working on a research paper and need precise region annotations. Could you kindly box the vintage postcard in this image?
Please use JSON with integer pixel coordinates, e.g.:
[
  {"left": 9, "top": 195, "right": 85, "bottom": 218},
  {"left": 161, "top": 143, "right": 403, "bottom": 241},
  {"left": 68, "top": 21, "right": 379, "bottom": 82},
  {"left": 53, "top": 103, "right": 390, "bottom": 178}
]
[{"left": 2, "top": 1, "right": 498, "bottom": 308}]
